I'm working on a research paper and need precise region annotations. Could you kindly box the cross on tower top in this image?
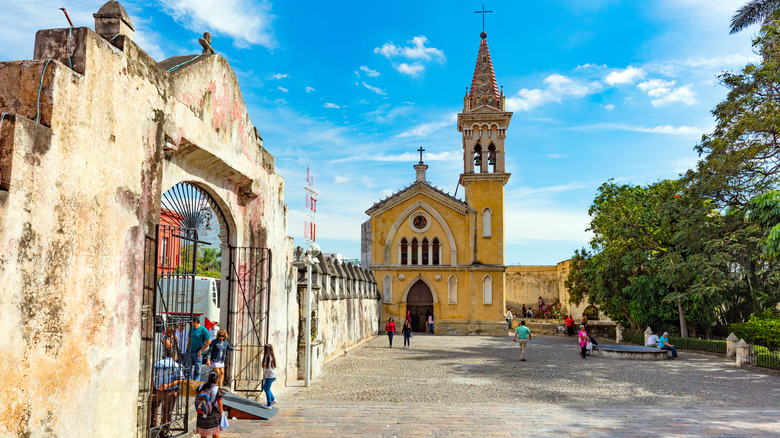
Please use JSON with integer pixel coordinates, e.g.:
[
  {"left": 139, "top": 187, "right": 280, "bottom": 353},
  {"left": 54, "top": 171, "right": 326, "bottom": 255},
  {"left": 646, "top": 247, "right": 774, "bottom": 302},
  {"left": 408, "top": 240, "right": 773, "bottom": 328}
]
[
  {"left": 417, "top": 146, "right": 425, "bottom": 163},
  {"left": 475, "top": 4, "right": 493, "bottom": 34}
]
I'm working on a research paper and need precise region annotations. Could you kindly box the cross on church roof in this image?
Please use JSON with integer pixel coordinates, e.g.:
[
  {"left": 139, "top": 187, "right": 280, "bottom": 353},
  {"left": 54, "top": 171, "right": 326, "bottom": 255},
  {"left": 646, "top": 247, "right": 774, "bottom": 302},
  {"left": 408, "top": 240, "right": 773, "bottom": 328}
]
[
  {"left": 475, "top": 4, "right": 493, "bottom": 33},
  {"left": 417, "top": 146, "right": 425, "bottom": 163}
]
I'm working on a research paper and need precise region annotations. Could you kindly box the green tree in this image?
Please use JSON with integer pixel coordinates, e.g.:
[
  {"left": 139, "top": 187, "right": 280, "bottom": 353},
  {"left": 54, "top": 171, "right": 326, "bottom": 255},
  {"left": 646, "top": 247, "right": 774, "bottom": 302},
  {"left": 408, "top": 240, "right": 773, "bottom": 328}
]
[
  {"left": 198, "top": 247, "right": 222, "bottom": 273},
  {"left": 747, "top": 190, "right": 780, "bottom": 257}
]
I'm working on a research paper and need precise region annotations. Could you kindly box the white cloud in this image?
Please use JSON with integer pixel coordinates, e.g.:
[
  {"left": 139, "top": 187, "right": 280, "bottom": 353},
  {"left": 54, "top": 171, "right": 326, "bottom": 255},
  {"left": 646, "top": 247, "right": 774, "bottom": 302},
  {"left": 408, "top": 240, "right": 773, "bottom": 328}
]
[
  {"left": 305, "top": 86, "right": 315, "bottom": 93},
  {"left": 637, "top": 79, "right": 696, "bottom": 107},
  {"left": 605, "top": 66, "right": 645, "bottom": 85},
  {"left": 369, "top": 151, "right": 461, "bottom": 163},
  {"left": 604, "top": 104, "right": 615, "bottom": 110},
  {"left": 506, "top": 207, "right": 592, "bottom": 243},
  {"left": 160, "top": 0, "right": 276, "bottom": 48},
  {"left": 362, "top": 82, "right": 387, "bottom": 95},
  {"left": 269, "top": 73, "right": 287, "bottom": 80},
  {"left": 505, "top": 74, "right": 602, "bottom": 112},
  {"left": 396, "top": 62, "right": 425, "bottom": 77},
  {"left": 359, "top": 66, "right": 380, "bottom": 77},
  {"left": 277, "top": 86, "right": 288, "bottom": 93},
  {"left": 323, "top": 103, "right": 341, "bottom": 109},
  {"left": 374, "top": 36, "right": 445, "bottom": 62},
  {"left": 396, "top": 113, "right": 458, "bottom": 138},
  {"left": 334, "top": 176, "right": 350, "bottom": 183},
  {"left": 568, "top": 123, "right": 701, "bottom": 136},
  {"left": 547, "top": 153, "right": 569, "bottom": 159}
]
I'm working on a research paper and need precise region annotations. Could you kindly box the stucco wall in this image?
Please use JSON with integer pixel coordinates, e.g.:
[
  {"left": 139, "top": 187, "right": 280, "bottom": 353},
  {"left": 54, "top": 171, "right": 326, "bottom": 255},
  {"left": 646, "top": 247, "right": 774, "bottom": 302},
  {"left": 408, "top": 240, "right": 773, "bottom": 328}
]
[
  {"left": 0, "top": 23, "right": 293, "bottom": 436},
  {"left": 293, "top": 250, "right": 380, "bottom": 379}
]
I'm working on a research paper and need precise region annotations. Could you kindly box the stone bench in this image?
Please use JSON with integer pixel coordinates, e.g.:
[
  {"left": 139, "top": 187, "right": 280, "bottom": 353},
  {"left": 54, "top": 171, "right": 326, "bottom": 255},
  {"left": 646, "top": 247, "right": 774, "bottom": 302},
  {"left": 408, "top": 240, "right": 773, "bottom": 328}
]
[{"left": 591, "top": 344, "right": 670, "bottom": 360}]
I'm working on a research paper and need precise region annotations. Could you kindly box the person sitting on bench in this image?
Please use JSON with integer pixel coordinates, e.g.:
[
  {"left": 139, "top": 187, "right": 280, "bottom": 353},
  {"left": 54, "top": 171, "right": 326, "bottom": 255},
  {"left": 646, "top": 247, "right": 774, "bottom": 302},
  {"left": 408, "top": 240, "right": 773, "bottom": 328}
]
[
  {"left": 658, "top": 332, "right": 679, "bottom": 359},
  {"left": 646, "top": 333, "right": 659, "bottom": 348}
]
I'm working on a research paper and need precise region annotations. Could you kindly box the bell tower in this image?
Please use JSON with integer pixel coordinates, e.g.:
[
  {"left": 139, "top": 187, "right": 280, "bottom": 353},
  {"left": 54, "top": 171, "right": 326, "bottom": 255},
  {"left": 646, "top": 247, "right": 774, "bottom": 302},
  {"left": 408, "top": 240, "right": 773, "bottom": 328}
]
[{"left": 458, "top": 31, "right": 512, "bottom": 265}]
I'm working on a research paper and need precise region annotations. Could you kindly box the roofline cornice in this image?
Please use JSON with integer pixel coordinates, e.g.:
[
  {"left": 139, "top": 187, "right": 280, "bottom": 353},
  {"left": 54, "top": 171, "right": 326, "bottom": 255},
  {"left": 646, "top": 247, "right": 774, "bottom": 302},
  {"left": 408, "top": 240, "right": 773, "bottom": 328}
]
[{"left": 365, "top": 183, "right": 474, "bottom": 217}]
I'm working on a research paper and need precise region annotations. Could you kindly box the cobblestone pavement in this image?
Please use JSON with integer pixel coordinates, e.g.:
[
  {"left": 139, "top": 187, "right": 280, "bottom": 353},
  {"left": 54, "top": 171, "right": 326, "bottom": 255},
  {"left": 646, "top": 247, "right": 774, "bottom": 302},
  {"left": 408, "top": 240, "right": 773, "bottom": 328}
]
[{"left": 222, "top": 334, "right": 780, "bottom": 437}]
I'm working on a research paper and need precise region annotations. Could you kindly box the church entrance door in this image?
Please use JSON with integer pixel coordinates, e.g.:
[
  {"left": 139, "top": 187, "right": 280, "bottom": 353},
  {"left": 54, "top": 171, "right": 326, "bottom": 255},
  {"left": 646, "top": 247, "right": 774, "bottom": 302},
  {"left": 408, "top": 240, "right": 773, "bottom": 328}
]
[{"left": 406, "top": 280, "right": 434, "bottom": 332}]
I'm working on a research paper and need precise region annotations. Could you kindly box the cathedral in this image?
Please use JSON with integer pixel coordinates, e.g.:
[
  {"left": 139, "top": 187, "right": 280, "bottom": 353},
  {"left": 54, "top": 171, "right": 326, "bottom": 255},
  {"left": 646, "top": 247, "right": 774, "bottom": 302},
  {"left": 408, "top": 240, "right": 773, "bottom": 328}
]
[{"left": 361, "top": 31, "right": 511, "bottom": 335}]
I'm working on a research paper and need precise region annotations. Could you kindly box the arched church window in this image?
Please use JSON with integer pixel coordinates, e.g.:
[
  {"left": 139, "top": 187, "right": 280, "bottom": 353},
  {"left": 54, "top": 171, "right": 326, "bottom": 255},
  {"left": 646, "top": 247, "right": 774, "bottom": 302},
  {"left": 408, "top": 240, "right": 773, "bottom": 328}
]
[
  {"left": 488, "top": 144, "right": 496, "bottom": 173},
  {"left": 473, "top": 144, "right": 483, "bottom": 173},
  {"left": 400, "top": 238, "right": 408, "bottom": 265},
  {"left": 483, "top": 275, "right": 493, "bottom": 305},
  {"left": 411, "top": 237, "right": 419, "bottom": 265},
  {"left": 432, "top": 238, "right": 440, "bottom": 265},
  {"left": 383, "top": 274, "right": 392, "bottom": 303},
  {"left": 422, "top": 238, "right": 429, "bottom": 265},
  {"left": 448, "top": 275, "right": 458, "bottom": 304},
  {"left": 482, "top": 208, "right": 492, "bottom": 238}
]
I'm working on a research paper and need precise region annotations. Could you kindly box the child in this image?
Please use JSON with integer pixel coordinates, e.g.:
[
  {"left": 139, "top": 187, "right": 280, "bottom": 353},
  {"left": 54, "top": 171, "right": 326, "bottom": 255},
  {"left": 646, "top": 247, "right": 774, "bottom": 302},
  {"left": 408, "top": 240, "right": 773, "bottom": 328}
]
[
  {"left": 402, "top": 319, "right": 413, "bottom": 349},
  {"left": 262, "top": 344, "right": 278, "bottom": 407}
]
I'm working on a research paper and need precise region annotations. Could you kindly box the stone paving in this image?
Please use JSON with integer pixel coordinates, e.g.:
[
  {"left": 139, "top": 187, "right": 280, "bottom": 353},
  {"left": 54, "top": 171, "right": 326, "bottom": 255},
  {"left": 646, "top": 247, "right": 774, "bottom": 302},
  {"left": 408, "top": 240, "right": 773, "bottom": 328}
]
[{"left": 221, "top": 334, "right": 780, "bottom": 437}]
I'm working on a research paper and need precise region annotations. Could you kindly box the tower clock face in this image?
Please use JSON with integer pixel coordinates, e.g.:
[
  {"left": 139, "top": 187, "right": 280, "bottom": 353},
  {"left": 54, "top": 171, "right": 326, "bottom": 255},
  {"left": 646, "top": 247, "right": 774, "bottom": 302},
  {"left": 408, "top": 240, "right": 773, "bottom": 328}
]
[{"left": 413, "top": 215, "right": 427, "bottom": 230}]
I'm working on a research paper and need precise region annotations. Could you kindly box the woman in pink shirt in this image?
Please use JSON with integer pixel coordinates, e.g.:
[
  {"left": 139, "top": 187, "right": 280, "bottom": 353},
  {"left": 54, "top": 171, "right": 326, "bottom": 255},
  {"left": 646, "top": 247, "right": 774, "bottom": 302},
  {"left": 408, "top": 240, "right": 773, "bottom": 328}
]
[
  {"left": 385, "top": 317, "right": 396, "bottom": 348},
  {"left": 578, "top": 325, "right": 588, "bottom": 359}
]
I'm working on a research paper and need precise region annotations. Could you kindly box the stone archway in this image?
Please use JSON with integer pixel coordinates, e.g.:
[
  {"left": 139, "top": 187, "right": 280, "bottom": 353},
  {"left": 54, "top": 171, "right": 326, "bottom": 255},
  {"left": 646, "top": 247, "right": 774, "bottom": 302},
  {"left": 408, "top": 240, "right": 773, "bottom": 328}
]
[{"left": 406, "top": 280, "right": 434, "bottom": 332}]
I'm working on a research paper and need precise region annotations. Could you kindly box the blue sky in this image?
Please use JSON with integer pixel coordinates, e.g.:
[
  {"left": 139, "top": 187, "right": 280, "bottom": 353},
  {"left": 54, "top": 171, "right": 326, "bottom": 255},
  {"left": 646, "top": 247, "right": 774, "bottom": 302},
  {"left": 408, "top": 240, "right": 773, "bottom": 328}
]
[{"left": 2, "top": 1, "right": 761, "bottom": 264}]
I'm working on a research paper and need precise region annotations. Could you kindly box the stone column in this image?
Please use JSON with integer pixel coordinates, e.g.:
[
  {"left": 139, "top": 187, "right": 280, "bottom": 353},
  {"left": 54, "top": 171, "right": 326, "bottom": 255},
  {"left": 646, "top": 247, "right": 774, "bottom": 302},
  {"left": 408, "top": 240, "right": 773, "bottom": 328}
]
[
  {"left": 726, "top": 333, "right": 739, "bottom": 359},
  {"left": 735, "top": 339, "right": 749, "bottom": 367},
  {"left": 644, "top": 326, "right": 654, "bottom": 345},
  {"left": 418, "top": 243, "right": 422, "bottom": 266},
  {"left": 615, "top": 323, "right": 624, "bottom": 344}
]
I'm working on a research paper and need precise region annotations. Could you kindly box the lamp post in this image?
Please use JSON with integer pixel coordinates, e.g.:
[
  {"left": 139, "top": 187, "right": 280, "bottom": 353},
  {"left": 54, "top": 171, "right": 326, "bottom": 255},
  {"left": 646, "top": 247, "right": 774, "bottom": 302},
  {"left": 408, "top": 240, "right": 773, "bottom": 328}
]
[{"left": 303, "top": 242, "right": 320, "bottom": 387}]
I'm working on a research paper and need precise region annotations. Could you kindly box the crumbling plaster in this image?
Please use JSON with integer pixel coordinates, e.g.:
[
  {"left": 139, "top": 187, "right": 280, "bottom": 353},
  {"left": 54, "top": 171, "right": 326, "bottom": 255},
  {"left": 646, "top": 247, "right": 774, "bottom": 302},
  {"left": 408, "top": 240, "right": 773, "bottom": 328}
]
[{"left": 0, "top": 23, "right": 293, "bottom": 436}]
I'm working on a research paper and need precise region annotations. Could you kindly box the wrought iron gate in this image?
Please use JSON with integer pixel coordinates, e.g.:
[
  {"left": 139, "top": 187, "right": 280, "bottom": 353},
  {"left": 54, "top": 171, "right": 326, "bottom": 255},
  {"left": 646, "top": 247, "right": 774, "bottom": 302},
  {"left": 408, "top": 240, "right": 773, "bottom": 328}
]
[
  {"left": 227, "top": 247, "right": 272, "bottom": 393},
  {"left": 138, "top": 224, "right": 199, "bottom": 438}
]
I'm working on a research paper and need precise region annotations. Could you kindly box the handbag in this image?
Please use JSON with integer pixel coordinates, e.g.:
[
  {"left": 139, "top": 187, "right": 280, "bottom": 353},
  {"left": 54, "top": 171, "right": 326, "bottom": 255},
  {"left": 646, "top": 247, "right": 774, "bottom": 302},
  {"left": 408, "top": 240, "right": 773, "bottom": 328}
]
[{"left": 220, "top": 411, "right": 229, "bottom": 430}]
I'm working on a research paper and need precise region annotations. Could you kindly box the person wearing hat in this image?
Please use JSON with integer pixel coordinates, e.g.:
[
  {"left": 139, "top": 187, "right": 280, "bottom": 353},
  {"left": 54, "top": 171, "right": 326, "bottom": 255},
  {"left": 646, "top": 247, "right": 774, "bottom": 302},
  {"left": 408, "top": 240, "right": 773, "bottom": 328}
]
[{"left": 658, "top": 332, "right": 679, "bottom": 359}]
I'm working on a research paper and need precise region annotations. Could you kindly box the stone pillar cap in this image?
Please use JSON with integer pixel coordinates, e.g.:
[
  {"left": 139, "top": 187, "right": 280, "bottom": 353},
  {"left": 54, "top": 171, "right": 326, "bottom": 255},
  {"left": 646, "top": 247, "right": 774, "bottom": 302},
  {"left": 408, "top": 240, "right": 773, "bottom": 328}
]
[
  {"left": 726, "top": 333, "right": 739, "bottom": 341},
  {"left": 736, "top": 339, "right": 748, "bottom": 347},
  {"left": 644, "top": 326, "right": 654, "bottom": 334},
  {"left": 93, "top": 1, "right": 135, "bottom": 30}
]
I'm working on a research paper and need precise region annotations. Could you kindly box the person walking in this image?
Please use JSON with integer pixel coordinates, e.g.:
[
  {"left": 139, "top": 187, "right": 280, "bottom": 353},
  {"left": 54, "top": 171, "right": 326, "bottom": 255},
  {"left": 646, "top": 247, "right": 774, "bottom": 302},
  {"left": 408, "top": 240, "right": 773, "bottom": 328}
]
[
  {"left": 427, "top": 313, "right": 435, "bottom": 334},
  {"left": 402, "top": 319, "right": 413, "bottom": 348},
  {"left": 578, "top": 325, "right": 589, "bottom": 359},
  {"left": 207, "top": 329, "right": 242, "bottom": 388},
  {"left": 513, "top": 320, "right": 531, "bottom": 361},
  {"left": 261, "top": 344, "right": 278, "bottom": 407},
  {"left": 385, "top": 317, "right": 396, "bottom": 348},
  {"left": 208, "top": 321, "right": 220, "bottom": 342},
  {"left": 195, "top": 373, "right": 223, "bottom": 437},
  {"left": 522, "top": 304, "right": 527, "bottom": 316},
  {"left": 188, "top": 317, "right": 211, "bottom": 381},
  {"left": 150, "top": 349, "right": 185, "bottom": 437},
  {"left": 658, "top": 332, "right": 679, "bottom": 359},
  {"left": 565, "top": 315, "right": 575, "bottom": 336},
  {"left": 505, "top": 308, "right": 514, "bottom": 330}
]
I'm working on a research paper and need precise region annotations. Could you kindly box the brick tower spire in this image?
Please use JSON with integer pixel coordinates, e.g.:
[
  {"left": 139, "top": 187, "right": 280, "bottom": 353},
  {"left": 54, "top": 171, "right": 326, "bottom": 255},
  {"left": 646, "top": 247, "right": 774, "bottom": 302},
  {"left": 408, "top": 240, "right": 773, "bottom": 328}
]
[{"left": 466, "top": 32, "right": 503, "bottom": 111}]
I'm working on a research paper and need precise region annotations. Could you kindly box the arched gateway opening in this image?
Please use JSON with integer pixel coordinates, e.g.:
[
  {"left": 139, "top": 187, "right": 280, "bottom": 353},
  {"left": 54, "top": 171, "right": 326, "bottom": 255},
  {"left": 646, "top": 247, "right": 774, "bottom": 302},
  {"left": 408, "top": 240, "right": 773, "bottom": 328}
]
[{"left": 407, "top": 280, "right": 434, "bottom": 332}]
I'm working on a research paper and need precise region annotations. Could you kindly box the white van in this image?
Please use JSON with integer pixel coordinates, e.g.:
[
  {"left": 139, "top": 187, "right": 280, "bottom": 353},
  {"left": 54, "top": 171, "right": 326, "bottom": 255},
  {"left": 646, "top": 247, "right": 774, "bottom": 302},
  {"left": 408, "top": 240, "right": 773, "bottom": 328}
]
[{"left": 155, "top": 276, "right": 220, "bottom": 329}]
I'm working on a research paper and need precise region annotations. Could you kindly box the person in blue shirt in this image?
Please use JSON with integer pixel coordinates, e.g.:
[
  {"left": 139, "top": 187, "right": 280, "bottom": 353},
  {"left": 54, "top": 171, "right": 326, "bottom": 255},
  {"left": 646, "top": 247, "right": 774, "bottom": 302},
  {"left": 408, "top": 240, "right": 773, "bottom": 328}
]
[
  {"left": 658, "top": 332, "right": 679, "bottom": 359},
  {"left": 188, "top": 317, "right": 211, "bottom": 381},
  {"left": 150, "top": 349, "right": 185, "bottom": 434}
]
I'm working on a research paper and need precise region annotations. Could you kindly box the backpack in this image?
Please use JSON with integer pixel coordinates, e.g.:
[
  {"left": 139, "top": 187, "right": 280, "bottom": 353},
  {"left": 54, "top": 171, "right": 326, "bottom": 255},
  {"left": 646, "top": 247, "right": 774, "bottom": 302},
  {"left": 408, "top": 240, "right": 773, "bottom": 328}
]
[{"left": 194, "top": 385, "right": 213, "bottom": 417}]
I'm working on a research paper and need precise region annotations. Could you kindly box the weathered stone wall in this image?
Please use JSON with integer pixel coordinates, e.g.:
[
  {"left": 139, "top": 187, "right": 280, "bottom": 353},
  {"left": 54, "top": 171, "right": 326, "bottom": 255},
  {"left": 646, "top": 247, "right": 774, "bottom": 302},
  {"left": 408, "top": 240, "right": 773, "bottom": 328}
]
[
  {"left": 505, "top": 261, "right": 607, "bottom": 321},
  {"left": 293, "top": 248, "right": 380, "bottom": 379},
  {"left": 0, "top": 22, "right": 293, "bottom": 436}
]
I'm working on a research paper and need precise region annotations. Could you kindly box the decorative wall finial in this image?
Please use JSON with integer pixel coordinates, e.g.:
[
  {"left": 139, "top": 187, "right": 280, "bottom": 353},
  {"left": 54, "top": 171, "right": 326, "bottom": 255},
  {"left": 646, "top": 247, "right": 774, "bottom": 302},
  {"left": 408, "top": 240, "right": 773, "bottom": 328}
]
[{"left": 199, "top": 32, "right": 215, "bottom": 54}]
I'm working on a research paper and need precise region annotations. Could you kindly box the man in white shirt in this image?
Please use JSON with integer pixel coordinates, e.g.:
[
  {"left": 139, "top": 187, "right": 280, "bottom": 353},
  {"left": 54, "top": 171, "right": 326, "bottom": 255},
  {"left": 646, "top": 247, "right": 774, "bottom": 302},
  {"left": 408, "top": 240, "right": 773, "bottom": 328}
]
[
  {"left": 209, "top": 321, "right": 220, "bottom": 341},
  {"left": 646, "top": 333, "right": 659, "bottom": 347}
]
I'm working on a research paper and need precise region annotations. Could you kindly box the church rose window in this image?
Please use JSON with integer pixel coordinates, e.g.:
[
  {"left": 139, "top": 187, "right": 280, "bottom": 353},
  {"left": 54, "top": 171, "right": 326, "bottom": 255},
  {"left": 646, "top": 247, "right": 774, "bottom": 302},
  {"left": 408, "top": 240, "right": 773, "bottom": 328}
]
[
  {"left": 400, "top": 238, "right": 408, "bottom": 265},
  {"left": 413, "top": 215, "right": 427, "bottom": 230},
  {"left": 422, "top": 238, "right": 429, "bottom": 265},
  {"left": 432, "top": 238, "right": 440, "bottom": 265},
  {"left": 411, "top": 238, "right": 419, "bottom": 265}
]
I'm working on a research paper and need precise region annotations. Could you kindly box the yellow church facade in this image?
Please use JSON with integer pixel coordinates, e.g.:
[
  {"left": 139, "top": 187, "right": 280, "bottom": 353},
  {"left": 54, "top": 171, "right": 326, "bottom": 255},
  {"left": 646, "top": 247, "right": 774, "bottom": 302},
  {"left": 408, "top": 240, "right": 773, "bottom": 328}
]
[{"left": 361, "top": 32, "right": 511, "bottom": 335}]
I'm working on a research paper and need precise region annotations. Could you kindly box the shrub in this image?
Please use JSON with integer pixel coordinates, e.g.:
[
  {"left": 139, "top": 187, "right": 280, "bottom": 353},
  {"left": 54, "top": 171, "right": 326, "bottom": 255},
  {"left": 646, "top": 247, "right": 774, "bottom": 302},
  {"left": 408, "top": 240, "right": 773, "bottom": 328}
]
[
  {"left": 729, "top": 312, "right": 780, "bottom": 349},
  {"left": 754, "top": 345, "right": 770, "bottom": 354},
  {"left": 755, "top": 352, "right": 780, "bottom": 370}
]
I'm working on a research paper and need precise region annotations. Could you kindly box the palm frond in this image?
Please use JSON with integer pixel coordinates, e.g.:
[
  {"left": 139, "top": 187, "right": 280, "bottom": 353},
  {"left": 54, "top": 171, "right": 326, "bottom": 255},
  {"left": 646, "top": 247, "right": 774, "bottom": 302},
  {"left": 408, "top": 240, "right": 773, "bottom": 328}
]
[{"left": 730, "top": 0, "right": 780, "bottom": 34}]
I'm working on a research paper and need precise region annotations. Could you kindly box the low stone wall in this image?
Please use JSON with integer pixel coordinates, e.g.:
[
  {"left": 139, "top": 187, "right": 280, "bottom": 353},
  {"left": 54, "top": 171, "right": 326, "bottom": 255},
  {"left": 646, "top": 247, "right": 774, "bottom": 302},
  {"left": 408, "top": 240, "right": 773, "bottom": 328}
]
[
  {"left": 293, "top": 248, "right": 380, "bottom": 380},
  {"left": 516, "top": 320, "right": 616, "bottom": 338}
]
